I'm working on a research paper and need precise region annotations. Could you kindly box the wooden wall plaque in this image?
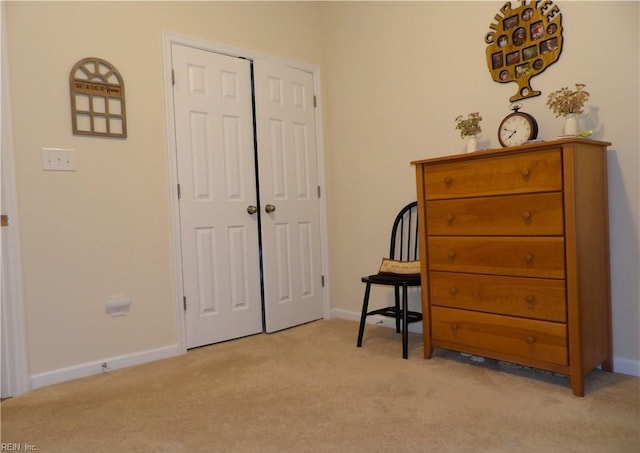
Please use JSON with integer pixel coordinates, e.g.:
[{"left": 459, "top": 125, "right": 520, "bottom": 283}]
[{"left": 70, "top": 57, "right": 127, "bottom": 138}]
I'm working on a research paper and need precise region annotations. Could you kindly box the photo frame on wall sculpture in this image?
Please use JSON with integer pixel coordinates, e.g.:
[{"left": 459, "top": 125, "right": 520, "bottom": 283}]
[
  {"left": 70, "top": 57, "right": 127, "bottom": 138},
  {"left": 485, "top": 1, "right": 563, "bottom": 102}
]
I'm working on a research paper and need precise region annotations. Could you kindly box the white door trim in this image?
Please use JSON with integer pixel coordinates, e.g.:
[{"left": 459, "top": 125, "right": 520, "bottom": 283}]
[
  {"left": 1, "top": 1, "right": 30, "bottom": 397},
  {"left": 161, "top": 32, "right": 330, "bottom": 353}
]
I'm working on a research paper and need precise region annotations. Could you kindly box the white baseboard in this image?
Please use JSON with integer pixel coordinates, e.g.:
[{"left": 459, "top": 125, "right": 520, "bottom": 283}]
[
  {"left": 30, "top": 344, "right": 181, "bottom": 389},
  {"left": 330, "top": 308, "right": 639, "bottom": 377},
  {"left": 612, "top": 357, "right": 640, "bottom": 377},
  {"left": 330, "top": 308, "right": 423, "bottom": 334},
  {"left": 28, "top": 314, "right": 640, "bottom": 388}
]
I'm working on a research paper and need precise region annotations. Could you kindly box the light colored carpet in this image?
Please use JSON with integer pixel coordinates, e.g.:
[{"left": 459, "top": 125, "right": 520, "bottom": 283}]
[{"left": 1, "top": 319, "right": 639, "bottom": 452}]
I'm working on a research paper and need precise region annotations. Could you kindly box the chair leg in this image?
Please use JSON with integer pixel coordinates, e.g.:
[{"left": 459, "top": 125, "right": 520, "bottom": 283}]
[
  {"left": 402, "top": 284, "right": 409, "bottom": 359},
  {"left": 394, "top": 285, "right": 401, "bottom": 333},
  {"left": 357, "top": 282, "right": 372, "bottom": 347}
]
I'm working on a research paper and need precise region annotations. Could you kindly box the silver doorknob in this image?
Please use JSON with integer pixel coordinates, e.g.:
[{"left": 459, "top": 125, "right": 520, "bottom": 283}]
[
  {"left": 247, "top": 205, "right": 257, "bottom": 215},
  {"left": 265, "top": 204, "right": 276, "bottom": 214}
]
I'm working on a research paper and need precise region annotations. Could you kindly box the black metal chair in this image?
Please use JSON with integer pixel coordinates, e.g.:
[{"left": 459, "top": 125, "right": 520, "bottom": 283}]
[{"left": 356, "top": 201, "right": 423, "bottom": 359}]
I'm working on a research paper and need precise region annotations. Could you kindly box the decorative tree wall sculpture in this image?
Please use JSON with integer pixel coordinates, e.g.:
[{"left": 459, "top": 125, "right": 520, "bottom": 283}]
[{"left": 485, "top": 1, "right": 563, "bottom": 102}]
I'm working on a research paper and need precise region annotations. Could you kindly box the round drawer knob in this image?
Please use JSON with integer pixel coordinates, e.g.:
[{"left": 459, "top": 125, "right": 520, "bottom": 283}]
[
  {"left": 522, "top": 168, "right": 530, "bottom": 179},
  {"left": 525, "top": 294, "right": 535, "bottom": 304},
  {"left": 449, "top": 287, "right": 458, "bottom": 297},
  {"left": 448, "top": 250, "right": 457, "bottom": 260},
  {"left": 446, "top": 213, "right": 454, "bottom": 223},
  {"left": 444, "top": 177, "right": 453, "bottom": 187},
  {"left": 522, "top": 211, "right": 532, "bottom": 221},
  {"left": 451, "top": 323, "right": 459, "bottom": 332},
  {"left": 524, "top": 253, "right": 533, "bottom": 263},
  {"left": 526, "top": 336, "right": 536, "bottom": 344}
]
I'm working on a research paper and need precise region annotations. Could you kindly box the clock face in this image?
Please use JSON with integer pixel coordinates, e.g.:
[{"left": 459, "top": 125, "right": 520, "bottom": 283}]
[{"left": 498, "top": 112, "right": 538, "bottom": 147}]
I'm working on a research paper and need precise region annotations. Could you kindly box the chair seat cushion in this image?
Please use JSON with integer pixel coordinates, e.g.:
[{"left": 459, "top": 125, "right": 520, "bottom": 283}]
[{"left": 378, "top": 258, "right": 421, "bottom": 276}]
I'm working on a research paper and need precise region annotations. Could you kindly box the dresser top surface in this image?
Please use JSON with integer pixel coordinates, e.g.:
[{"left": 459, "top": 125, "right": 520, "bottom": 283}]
[{"left": 411, "top": 137, "right": 611, "bottom": 166}]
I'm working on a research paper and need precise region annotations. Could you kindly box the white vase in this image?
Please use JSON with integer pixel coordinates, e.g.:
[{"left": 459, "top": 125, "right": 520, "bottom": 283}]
[
  {"left": 466, "top": 135, "right": 478, "bottom": 153},
  {"left": 564, "top": 113, "right": 579, "bottom": 136}
]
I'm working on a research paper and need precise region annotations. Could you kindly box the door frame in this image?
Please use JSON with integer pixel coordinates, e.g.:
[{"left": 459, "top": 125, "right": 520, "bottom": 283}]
[
  {"left": 161, "top": 32, "right": 330, "bottom": 353},
  {"left": 1, "top": 1, "right": 30, "bottom": 397}
]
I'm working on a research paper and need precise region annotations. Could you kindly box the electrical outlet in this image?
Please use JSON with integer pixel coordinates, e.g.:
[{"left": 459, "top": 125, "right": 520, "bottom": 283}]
[
  {"left": 42, "top": 148, "right": 76, "bottom": 171},
  {"left": 106, "top": 295, "right": 132, "bottom": 317}
]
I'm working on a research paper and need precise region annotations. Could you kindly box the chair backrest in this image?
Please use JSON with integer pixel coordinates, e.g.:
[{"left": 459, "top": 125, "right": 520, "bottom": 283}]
[{"left": 389, "top": 201, "right": 419, "bottom": 261}]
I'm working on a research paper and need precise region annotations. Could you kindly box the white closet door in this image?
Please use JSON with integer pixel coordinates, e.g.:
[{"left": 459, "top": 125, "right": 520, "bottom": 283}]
[
  {"left": 172, "top": 44, "right": 262, "bottom": 348},
  {"left": 254, "top": 60, "right": 324, "bottom": 332}
]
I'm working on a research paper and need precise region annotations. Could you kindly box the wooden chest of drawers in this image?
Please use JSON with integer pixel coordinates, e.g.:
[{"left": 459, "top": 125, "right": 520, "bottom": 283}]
[{"left": 412, "top": 138, "right": 612, "bottom": 396}]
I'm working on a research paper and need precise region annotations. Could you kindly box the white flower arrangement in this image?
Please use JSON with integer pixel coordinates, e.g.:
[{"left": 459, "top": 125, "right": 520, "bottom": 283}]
[
  {"left": 547, "top": 83, "right": 590, "bottom": 117},
  {"left": 455, "top": 112, "right": 482, "bottom": 138}
]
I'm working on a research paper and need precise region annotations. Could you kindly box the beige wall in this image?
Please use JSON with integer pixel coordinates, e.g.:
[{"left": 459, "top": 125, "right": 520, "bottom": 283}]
[
  {"left": 321, "top": 1, "right": 639, "bottom": 372},
  {"left": 5, "top": 1, "right": 325, "bottom": 376},
  {"left": 5, "top": 1, "right": 639, "bottom": 380}
]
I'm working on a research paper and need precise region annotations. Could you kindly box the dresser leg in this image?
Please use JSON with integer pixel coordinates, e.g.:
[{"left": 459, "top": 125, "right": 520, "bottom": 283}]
[
  {"left": 570, "top": 375, "right": 585, "bottom": 397},
  {"left": 423, "top": 341, "right": 433, "bottom": 359}
]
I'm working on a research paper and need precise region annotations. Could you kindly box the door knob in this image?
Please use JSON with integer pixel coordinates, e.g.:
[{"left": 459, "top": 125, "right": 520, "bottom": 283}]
[
  {"left": 247, "top": 205, "right": 257, "bottom": 215},
  {"left": 265, "top": 204, "right": 276, "bottom": 214}
]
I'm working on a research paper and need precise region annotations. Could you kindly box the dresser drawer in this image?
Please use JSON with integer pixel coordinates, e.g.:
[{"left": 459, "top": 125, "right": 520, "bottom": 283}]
[
  {"left": 426, "top": 192, "right": 564, "bottom": 236},
  {"left": 429, "top": 271, "right": 566, "bottom": 322},
  {"left": 432, "top": 307, "right": 568, "bottom": 366},
  {"left": 424, "top": 149, "right": 562, "bottom": 200},
  {"left": 427, "top": 236, "right": 565, "bottom": 278}
]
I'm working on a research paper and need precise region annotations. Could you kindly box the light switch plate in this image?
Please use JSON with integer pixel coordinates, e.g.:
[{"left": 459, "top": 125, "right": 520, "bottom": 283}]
[{"left": 42, "top": 148, "right": 76, "bottom": 171}]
